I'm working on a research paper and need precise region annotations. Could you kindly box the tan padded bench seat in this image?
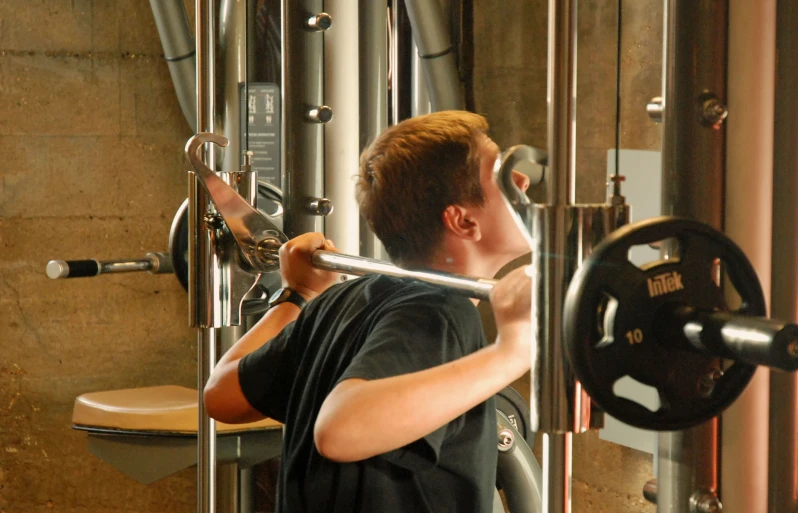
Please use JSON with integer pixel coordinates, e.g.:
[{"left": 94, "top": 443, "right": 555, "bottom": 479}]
[{"left": 73, "top": 385, "right": 281, "bottom": 434}]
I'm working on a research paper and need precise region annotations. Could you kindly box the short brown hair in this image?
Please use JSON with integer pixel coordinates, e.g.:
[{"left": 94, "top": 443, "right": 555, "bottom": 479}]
[{"left": 357, "top": 111, "right": 489, "bottom": 267}]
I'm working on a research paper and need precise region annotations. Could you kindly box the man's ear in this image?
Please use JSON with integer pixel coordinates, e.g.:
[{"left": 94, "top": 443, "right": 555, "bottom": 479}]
[{"left": 442, "top": 205, "right": 482, "bottom": 241}]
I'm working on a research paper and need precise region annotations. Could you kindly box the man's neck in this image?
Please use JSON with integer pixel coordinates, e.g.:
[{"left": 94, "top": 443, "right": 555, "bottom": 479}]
[{"left": 424, "top": 246, "right": 508, "bottom": 284}]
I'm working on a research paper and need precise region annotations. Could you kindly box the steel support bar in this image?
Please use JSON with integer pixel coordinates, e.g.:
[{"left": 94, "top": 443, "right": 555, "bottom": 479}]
[
  {"left": 542, "top": 433, "right": 572, "bottom": 513},
  {"left": 358, "top": 0, "right": 388, "bottom": 260},
  {"left": 194, "top": 2, "right": 217, "bottom": 512},
  {"left": 768, "top": 0, "right": 798, "bottom": 510},
  {"left": 657, "top": 0, "right": 728, "bottom": 511},
  {"left": 197, "top": 328, "right": 218, "bottom": 513},
  {"left": 219, "top": 0, "right": 251, "bottom": 174},
  {"left": 540, "top": 0, "right": 579, "bottom": 511},
  {"left": 390, "top": 1, "right": 413, "bottom": 125},
  {"left": 324, "top": 0, "right": 360, "bottom": 256},
  {"left": 282, "top": 0, "right": 325, "bottom": 238},
  {"left": 722, "top": 1, "right": 776, "bottom": 512},
  {"left": 546, "top": 0, "right": 576, "bottom": 207}
]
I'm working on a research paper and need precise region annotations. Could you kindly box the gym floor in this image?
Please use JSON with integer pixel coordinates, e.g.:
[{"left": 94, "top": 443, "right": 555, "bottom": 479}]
[{"left": 0, "top": 0, "right": 660, "bottom": 511}]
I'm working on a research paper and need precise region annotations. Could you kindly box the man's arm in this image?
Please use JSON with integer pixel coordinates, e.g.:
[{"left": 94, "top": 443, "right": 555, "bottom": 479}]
[
  {"left": 314, "top": 264, "right": 533, "bottom": 462},
  {"left": 203, "top": 302, "right": 304, "bottom": 423},
  {"left": 203, "top": 233, "right": 340, "bottom": 424}
]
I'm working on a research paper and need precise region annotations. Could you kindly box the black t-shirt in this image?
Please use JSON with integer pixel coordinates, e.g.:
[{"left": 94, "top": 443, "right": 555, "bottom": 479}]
[{"left": 238, "top": 275, "right": 497, "bottom": 513}]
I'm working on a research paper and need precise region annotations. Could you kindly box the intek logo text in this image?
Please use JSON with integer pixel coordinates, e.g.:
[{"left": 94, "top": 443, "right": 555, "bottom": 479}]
[{"left": 647, "top": 271, "right": 684, "bottom": 298}]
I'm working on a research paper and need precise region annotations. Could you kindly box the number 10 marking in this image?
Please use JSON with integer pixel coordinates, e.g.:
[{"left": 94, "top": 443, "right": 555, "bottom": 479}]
[{"left": 625, "top": 329, "right": 643, "bottom": 345}]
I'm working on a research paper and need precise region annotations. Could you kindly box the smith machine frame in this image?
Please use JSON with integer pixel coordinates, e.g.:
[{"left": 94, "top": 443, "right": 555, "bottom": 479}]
[
  {"left": 124, "top": 1, "right": 798, "bottom": 512},
  {"left": 46, "top": 0, "right": 798, "bottom": 512}
]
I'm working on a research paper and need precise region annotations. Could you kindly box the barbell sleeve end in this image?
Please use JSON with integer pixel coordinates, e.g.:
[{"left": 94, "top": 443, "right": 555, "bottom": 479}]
[{"left": 46, "top": 259, "right": 101, "bottom": 279}]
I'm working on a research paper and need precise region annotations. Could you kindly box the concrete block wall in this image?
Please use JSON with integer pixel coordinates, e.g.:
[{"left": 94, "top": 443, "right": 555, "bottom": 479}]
[
  {"left": 0, "top": 2, "right": 197, "bottom": 512},
  {"left": 0, "top": 0, "right": 663, "bottom": 512}
]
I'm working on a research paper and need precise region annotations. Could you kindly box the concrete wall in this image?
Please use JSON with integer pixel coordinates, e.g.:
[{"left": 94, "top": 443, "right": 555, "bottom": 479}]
[
  {"left": 0, "top": 1, "right": 663, "bottom": 512},
  {"left": 0, "top": 2, "right": 197, "bottom": 512}
]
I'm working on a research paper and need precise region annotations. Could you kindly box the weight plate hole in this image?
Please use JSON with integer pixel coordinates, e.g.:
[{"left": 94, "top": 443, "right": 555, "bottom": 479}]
[
  {"left": 596, "top": 293, "right": 618, "bottom": 349},
  {"left": 612, "top": 376, "right": 661, "bottom": 413},
  {"left": 629, "top": 237, "right": 675, "bottom": 268},
  {"left": 715, "top": 257, "right": 746, "bottom": 311}
]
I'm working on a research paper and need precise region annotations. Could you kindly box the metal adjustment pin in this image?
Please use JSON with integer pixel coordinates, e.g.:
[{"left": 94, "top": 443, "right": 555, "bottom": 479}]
[
  {"left": 497, "top": 428, "right": 515, "bottom": 452},
  {"left": 647, "top": 97, "right": 663, "bottom": 123},
  {"left": 643, "top": 479, "right": 658, "bottom": 504},
  {"left": 608, "top": 174, "right": 626, "bottom": 206},
  {"left": 307, "top": 106, "right": 334, "bottom": 124},
  {"left": 306, "top": 13, "right": 332, "bottom": 31},
  {"left": 689, "top": 490, "right": 722, "bottom": 513},
  {"left": 241, "top": 151, "right": 254, "bottom": 173},
  {"left": 699, "top": 368, "right": 724, "bottom": 398},
  {"left": 699, "top": 94, "right": 728, "bottom": 129},
  {"left": 307, "top": 198, "right": 334, "bottom": 217}
]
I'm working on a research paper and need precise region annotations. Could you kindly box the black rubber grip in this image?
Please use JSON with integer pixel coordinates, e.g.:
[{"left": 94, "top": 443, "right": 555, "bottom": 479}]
[{"left": 62, "top": 260, "right": 101, "bottom": 278}]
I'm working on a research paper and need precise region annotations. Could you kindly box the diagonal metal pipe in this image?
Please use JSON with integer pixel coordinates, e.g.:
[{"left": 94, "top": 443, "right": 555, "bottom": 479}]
[
  {"left": 150, "top": 0, "right": 198, "bottom": 132},
  {"left": 403, "top": 0, "right": 464, "bottom": 111}
]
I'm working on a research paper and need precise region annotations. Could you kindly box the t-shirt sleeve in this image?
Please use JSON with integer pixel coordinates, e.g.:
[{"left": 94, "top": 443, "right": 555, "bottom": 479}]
[
  {"left": 237, "top": 322, "right": 297, "bottom": 422},
  {"left": 338, "top": 299, "right": 473, "bottom": 471}
]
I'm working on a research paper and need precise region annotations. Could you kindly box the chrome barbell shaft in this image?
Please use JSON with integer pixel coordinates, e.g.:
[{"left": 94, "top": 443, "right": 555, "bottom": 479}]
[{"left": 311, "top": 250, "right": 497, "bottom": 301}]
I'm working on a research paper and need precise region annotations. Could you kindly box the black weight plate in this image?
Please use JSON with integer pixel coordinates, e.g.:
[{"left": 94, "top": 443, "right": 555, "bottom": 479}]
[
  {"left": 169, "top": 181, "right": 284, "bottom": 294},
  {"left": 496, "top": 386, "right": 535, "bottom": 449},
  {"left": 563, "top": 216, "right": 764, "bottom": 431}
]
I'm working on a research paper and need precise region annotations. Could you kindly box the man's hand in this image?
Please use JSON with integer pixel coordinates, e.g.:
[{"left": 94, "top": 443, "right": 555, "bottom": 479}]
[
  {"left": 280, "top": 232, "right": 340, "bottom": 300},
  {"left": 489, "top": 264, "right": 534, "bottom": 365}
]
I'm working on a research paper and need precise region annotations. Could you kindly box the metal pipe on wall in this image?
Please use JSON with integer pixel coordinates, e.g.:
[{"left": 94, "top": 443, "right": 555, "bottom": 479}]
[
  {"left": 411, "top": 46, "right": 432, "bottom": 116},
  {"left": 768, "top": 0, "right": 798, "bottom": 510},
  {"left": 657, "top": 0, "right": 728, "bottom": 511},
  {"left": 324, "top": 0, "right": 360, "bottom": 257},
  {"left": 150, "top": 0, "right": 197, "bottom": 132},
  {"left": 358, "top": 0, "right": 387, "bottom": 260},
  {"left": 403, "top": 0, "right": 463, "bottom": 111},
  {"left": 722, "top": 1, "right": 776, "bottom": 512},
  {"left": 281, "top": 0, "right": 325, "bottom": 238}
]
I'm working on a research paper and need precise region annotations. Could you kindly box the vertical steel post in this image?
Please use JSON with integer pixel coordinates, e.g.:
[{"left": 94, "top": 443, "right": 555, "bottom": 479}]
[
  {"left": 194, "top": 2, "right": 217, "bottom": 513},
  {"left": 281, "top": 0, "right": 325, "bottom": 238},
  {"left": 324, "top": 0, "right": 360, "bottom": 256},
  {"left": 541, "top": 0, "right": 578, "bottom": 511},
  {"left": 219, "top": 0, "right": 249, "bottom": 175},
  {"left": 547, "top": 0, "right": 576, "bottom": 207},
  {"left": 722, "top": 1, "right": 776, "bottom": 512},
  {"left": 768, "top": 0, "right": 798, "bottom": 510},
  {"left": 657, "top": 0, "right": 727, "bottom": 512},
  {"left": 390, "top": 1, "right": 412, "bottom": 125},
  {"left": 358, "top": 0, "right": 388, "bottom": 260}
]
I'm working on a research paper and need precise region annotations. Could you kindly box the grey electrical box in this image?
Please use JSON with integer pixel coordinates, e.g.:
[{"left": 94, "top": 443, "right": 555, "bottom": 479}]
[{"left": 599, "top": 148, "right": 662, "bottom": 457}]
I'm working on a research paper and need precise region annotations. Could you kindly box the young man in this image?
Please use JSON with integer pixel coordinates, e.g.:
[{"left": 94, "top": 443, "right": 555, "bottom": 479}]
[{"left": 204, "top": 111, "right": 534, "bottom": 512}]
